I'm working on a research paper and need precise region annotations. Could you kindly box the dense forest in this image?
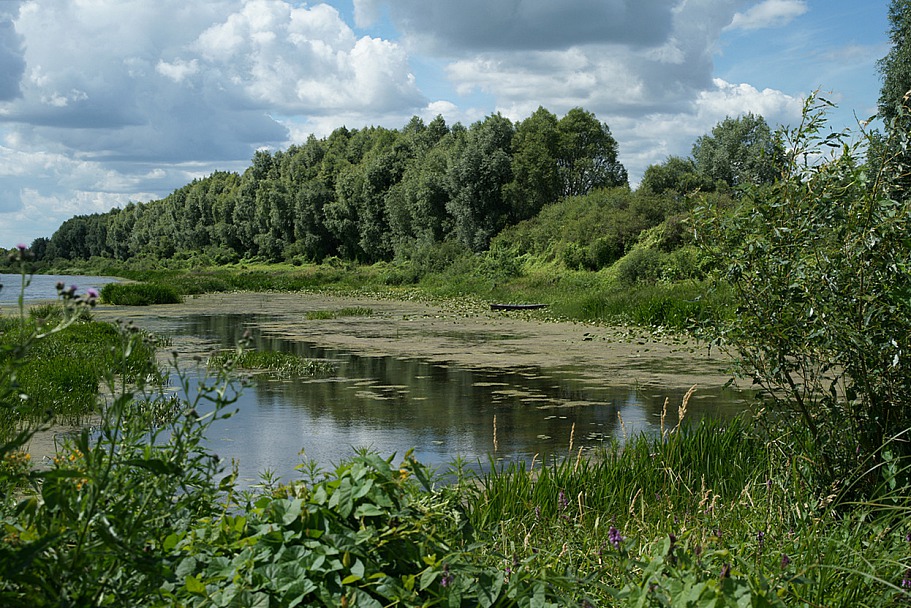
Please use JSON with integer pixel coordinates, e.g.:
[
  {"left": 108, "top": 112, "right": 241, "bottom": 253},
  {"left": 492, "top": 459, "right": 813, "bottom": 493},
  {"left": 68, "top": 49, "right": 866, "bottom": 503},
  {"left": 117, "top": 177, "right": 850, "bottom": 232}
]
[{"left": 21, "top": 106, "right": 779, "bottom": 275}]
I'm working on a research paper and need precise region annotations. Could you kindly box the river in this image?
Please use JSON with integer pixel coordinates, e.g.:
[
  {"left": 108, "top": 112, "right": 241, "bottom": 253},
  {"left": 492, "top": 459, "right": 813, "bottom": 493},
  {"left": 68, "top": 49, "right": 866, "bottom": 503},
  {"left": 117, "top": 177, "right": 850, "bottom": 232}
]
[
  {"left": 92, "top": 292, "right": 749, "bottom": 487},
  {"left": 0, "top": 273, "right": 120, "bottom": 305}
]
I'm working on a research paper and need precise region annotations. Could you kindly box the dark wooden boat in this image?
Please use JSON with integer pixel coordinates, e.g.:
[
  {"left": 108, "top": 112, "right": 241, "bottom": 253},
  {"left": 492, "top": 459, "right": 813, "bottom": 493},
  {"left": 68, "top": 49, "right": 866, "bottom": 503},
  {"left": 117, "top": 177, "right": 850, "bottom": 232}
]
[{"left": 489, "top": 303, "right": 548, "bottom": 311}]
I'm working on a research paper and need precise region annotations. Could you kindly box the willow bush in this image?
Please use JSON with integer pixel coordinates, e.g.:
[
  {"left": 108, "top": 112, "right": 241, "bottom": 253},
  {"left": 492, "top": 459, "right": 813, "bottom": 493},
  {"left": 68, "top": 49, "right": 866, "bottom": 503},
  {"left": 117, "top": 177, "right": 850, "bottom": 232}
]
[{"left": 697, "top": 95, "right": 911, "bottom": 495}]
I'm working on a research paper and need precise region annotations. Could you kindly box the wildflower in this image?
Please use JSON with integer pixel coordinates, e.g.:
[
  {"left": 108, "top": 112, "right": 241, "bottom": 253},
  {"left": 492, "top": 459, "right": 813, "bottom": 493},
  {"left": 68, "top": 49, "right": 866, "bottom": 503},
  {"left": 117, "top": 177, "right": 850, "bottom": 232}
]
[
  {"left": 903, "top": 568, "right": 911, "bottom": 589},
  {"left": 608, "top": 525, "right": 623, "bottom": 550},
  {"left": 440, "top": 564, "right": 453, "bottom": 588},
  {"left": 780, "top": 554, "right": 790, "bottom": 569},
  {"left": 905, "top": 532, "right": 911, "bottom": 544},
  {"left": 534, "top": 505, "right": 541, "bottom": 520},
  {"left": 757, "top": 530, "right": 765, "bottom": 548},
  {"left": 87, "top": 288, "right": 99, "bottom": 299},
  {"left": 720, "top": 563, "right": 731, "bottom": 579},
  {"left": 558, "top": 489, "right": 568, "bottom": 511}
]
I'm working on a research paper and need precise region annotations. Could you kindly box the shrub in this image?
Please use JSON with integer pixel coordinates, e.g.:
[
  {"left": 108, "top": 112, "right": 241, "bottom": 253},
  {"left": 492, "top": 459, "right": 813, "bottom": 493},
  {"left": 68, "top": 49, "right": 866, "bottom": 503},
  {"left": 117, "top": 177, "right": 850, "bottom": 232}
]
[
  {"left": 613, "top": 247, "right": 664, "bottom": 284},
  {"left": 696, "top": 95, "right": 911, "bottom": 494},
  {"left": 100, "top": 282, "right": 182, "bottom": 305}
]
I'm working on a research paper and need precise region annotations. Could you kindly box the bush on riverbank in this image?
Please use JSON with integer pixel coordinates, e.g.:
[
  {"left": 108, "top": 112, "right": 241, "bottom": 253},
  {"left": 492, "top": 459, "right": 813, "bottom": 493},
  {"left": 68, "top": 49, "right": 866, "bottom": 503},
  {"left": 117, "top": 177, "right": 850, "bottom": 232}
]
[{"left": 100, "top": 282, "right": 182, "bottom": 306}]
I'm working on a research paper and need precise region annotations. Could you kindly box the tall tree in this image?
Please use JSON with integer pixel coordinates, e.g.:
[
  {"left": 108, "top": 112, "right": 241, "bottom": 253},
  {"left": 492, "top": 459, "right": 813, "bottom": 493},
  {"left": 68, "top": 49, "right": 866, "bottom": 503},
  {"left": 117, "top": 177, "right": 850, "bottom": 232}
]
[
  {"left": 878, "top": 0, "right": 911, "bottom": 128},
  {"left": 556, "top": 108, "right": 627, "bottom": 197},
  {"left": 691, "top": 113, "right": 782, "bottom": 189},
  {"left": 877, "top": 0, "right": 911, "bottom": 199},
  {"left": 447, "top": 114, "right": 515, "bottom": 251},
  {"left": 506, "top": 107, "right": 562, "bottom": 222}
]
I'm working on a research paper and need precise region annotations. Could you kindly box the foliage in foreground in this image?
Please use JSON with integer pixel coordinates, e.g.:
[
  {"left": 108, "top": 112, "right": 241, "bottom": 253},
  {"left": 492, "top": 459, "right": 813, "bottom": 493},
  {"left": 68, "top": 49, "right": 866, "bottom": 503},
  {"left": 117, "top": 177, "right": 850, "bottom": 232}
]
[{"left": 697, "top": 95, "right": 911, "bottom": 494}]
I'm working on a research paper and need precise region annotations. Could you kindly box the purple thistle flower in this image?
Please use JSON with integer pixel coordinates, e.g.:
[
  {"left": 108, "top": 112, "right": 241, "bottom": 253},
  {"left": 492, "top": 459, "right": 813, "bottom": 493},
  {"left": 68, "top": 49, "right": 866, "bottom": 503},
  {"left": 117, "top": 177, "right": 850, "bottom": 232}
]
[
  {"left": 16, "top": 243, "right": 26, "bottom": 251},
  {"left": 440, "top": 564, "right": 453, "bottom": 588},
  {"left": 608, "top": 525, "right": 623, "bottom": 550},
  {"left": 87, "top": 288, "right": 99, "bottom": 299}
]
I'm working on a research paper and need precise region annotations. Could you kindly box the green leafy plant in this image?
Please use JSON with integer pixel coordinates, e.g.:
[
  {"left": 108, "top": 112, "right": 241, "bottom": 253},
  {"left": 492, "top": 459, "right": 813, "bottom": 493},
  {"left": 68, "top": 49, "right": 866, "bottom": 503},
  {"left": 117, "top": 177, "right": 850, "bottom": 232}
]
[{"left": 696, "top": 94, "right": 911, "bottom": 494}]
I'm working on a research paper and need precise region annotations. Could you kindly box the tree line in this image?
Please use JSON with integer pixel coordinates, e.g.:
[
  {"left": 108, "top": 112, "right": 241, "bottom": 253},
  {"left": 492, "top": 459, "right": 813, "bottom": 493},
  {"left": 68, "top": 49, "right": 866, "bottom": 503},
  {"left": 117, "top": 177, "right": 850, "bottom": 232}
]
[
  {"left": 36, "top": 108, "right": 631, "bottom": 265},
  {"left": 24, "top": 102, "right": 788, "bottom": 268}
]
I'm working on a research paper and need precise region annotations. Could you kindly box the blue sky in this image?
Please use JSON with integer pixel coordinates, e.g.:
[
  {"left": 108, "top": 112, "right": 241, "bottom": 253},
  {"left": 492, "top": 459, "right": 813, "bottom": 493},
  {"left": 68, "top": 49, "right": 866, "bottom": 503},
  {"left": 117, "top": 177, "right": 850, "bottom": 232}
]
[{"left": 0, "top": 0, "right": 893, "bottom": 248}]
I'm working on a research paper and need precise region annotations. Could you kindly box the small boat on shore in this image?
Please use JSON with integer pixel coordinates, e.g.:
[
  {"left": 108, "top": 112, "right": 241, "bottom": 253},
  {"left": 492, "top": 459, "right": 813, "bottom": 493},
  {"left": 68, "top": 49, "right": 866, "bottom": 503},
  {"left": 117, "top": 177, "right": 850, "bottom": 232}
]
[{"left": 489, "top": 303, "right": 548, "bottom": 311}]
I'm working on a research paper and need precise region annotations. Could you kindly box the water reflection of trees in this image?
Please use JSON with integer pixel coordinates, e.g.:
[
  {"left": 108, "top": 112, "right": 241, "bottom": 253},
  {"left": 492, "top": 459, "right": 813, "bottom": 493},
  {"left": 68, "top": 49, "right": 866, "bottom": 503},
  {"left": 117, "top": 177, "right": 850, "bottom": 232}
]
[{"left": 178, "top": 313, "right": 747, "bottom": 461}]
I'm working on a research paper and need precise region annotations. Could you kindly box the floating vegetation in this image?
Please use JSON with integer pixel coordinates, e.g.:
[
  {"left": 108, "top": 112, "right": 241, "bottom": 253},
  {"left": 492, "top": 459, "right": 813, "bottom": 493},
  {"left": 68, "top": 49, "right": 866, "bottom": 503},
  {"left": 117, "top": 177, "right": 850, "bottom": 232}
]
[
  {"left": 208, "top": 350, "right": 337, "bottom": 378},
  {"left": 127, "top": 394, "right": 183, "bottom": 427},
  {"left": 305, "top": 306, "right": 373, "bottom": 320}
]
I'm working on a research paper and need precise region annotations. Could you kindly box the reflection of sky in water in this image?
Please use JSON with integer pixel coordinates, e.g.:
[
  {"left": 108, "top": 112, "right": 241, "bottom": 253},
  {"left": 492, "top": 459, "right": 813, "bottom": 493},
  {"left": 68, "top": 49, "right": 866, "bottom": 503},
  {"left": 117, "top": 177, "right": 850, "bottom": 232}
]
[
  {"left": 0, "top": 273, "right": 120, "bottom": 304},
  {"left": 162, "top": 313, "right": 750, "bottom": 487}
]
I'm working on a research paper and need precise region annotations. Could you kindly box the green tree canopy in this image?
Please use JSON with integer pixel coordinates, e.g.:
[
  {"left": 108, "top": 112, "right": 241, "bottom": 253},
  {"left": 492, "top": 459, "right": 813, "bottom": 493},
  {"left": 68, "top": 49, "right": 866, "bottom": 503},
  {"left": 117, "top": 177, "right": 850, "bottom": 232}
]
[
  {"left": 878, "top": 0, "right": 911, "bottom": 128},
  {"left": 692, "top": 113, "right": 782, "bottom": 189},
  {"left": 639, "top": 155, "right": 715, "bottom": 196},
  {"left": 556, "top": 108, "right": 628, "bottom": 196}
]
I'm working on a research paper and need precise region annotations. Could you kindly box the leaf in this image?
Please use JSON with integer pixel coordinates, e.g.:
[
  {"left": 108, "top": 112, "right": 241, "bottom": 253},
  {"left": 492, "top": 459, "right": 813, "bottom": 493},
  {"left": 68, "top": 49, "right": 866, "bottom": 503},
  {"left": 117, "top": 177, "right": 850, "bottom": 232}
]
[
  {"left": 163, "top": 533, "right": 180, "bottom": 552},
  {"left": 124, "top": 457, "right": 182, "bottom": 476},
  {"left": 476, "top": 570, "right": 503, "bottom": 608},
  {"left": 354, "top": 503, "right": 385, "bottom": 518},
  {"left": 185, "top": 574, "right": 207, "bottom": 596},
  {"left": 176, "top": 556, "right": 198, "bottom": 579}
]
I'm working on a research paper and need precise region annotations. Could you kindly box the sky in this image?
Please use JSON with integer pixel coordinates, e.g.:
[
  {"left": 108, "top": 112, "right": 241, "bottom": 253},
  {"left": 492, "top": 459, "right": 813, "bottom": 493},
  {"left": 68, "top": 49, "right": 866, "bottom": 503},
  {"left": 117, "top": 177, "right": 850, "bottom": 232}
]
[{"left": 0, "top": 0, "right": 893, "bottom": 248}]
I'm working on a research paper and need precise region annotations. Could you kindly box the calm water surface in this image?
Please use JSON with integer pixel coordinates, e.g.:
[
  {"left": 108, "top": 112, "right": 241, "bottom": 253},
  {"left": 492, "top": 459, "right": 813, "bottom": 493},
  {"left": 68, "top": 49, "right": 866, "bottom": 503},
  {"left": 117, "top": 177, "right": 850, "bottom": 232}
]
[
  {"left": 0, "top": 273, "right": 120, "bottom": 305},
  {"left": 153, "top": 314, "right": 751, "bottom": 486}
]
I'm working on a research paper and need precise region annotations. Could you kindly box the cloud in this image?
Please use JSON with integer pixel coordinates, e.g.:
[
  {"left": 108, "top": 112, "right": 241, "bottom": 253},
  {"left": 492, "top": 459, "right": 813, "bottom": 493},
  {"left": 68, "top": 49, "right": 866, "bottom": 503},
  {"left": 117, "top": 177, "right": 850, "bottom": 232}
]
[
  {"left": 727, "top": 0, "right": 808, "bottom": 31},
  {"left": 444, "top": 0, "right": 742, "bottom": 119},
  {"left": 0, "top": 0, "right": 423, "bottom": 165},
  {"left": 614, "top": 78, "right": 804, "bottom": 186},
  {"left": 0, "top": 5, "right": 25, "bottom": 102},
  {"left": 355, "top": 0, "right": 674, "bottom": 52}
]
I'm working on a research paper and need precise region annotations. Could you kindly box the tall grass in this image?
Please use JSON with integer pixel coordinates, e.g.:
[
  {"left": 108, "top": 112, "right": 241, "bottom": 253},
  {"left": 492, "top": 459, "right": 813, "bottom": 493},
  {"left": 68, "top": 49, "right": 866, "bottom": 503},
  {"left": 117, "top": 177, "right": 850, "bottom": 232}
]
[
  {"left": 450, "top": 413, "right": 911, "bottom": 605},
  {"left": 0, "top": 316, "right": 159, "bottom": 426},
  {"left": 100, "top": 282, "right": 182, "bottom": 305}
]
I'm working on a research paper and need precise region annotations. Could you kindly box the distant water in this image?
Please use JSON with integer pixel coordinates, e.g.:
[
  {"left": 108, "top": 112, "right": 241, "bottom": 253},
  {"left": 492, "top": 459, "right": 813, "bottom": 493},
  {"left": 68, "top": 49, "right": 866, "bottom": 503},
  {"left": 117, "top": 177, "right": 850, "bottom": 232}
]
[{"left": 0, "top": 274, "right": 121, "bottom": 305}]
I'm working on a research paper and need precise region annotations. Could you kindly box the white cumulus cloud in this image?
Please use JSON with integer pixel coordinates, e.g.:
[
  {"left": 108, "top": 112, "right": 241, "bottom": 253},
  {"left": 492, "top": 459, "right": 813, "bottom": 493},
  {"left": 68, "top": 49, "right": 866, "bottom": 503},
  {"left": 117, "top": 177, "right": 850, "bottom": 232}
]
[{"left": 727, "top": 0, "right": 808, "bottom": 31}]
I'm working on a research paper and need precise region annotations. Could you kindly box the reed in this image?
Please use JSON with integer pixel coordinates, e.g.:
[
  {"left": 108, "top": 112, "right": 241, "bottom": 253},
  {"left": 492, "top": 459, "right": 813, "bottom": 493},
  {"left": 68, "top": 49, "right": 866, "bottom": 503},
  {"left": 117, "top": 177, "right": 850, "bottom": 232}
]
[{"left": 207, "top": 349, "right": 337, "bottom": 378}]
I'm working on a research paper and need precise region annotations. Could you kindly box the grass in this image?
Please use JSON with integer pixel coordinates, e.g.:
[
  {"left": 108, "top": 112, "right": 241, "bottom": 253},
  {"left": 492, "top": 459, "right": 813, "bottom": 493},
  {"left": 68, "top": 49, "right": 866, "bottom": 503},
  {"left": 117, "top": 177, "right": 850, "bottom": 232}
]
[
  {"left": 305, "top": 306, "right": 373, "bottom": 320},
  {"left": 60, "top": 251, "right": 734, "bottom": 331},
  {"left": 449, "top": 415, "right": 911, "bottom": 605},
  {"left": 100, "top": 282, "right": 182, "bottom": 305},
  {"left": 207, "top": 349, "right": 337, "bottom": 378},
  {"left": 0, "top": 315, "right": 160, "bottom": 426}
]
